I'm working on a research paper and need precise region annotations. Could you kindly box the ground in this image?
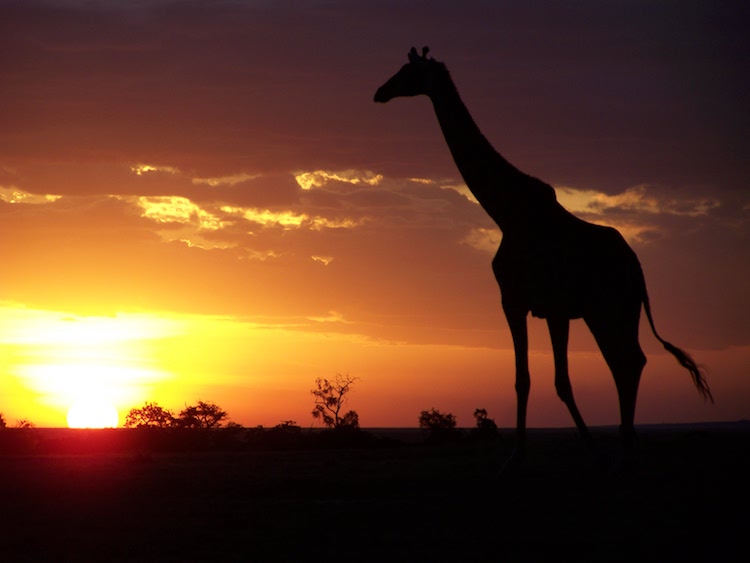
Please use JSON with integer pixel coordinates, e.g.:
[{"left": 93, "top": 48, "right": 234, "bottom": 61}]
[{"left": 0, "top": 426, "right": 746, "bottom": 561}]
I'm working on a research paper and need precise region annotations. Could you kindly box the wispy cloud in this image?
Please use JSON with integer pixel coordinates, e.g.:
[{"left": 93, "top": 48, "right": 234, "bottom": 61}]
[
  {"left": 192, "top": 173, "right": 259, "bottom": 187},
  {"left": 130, "top": 196, "right": 226, "bottom": 230},
  {"left": 111, "top": 195, "right": 235, "bottom": 249},
  {"left": 245, "top": 249, "right": 281, "bottom": 261},
  {"left": 439, "top": 183, "right": 479, "bottom": 204},
  {"left": 0, "top": 186, "right": 62, "bottom": 205},
  {"left": 221, "top": 206, "right": 307, "bottom": 229},
  {"left": 462, "top": 227, "right": 502, "bottom": 254},
  {"left": 130, "top": 163, "right": 180, "bottom": 176},
  {"left": 312, "top": 255, "right": 334, "bottom": 266},
  {"left": 177, "top": 235, "right": 237, "bottom": 250},
  {"left": 221, "top": 205, "right": 360, "bottom": 231},
  {"left": 310, "top": 217, "right": 359, "bottom": 230},
  {"left": 295, "top": 170, "right": 383, "bottom": 190},
  {"left": 557, "top": 185, "right": 720, "bottom": 217},
  {"left": 554, "top": 185, "right": 723, "bottom": 244},
  {"left": 307, "top": 310, "right": 352, "bottom": 324}
]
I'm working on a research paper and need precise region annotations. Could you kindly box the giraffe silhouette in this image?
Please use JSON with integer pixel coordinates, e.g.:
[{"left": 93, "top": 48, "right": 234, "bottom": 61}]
[{"left": 375, "top": 47, "right": 712, "bottom": 465}]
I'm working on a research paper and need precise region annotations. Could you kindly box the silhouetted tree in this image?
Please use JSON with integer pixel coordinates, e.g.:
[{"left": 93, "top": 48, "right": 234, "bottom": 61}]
[
  {"left": 471, "top": 408, "right": 499, "bottom": 440},
  {"left": 311, "top": 373, "right": 359, "bottom": 429},
  {"left": 274, "top": 420, "right": 301, "bottom": 430},
  {"left": 339, "top": 410, "right": 360, "bottom": 428},
  {"left": 418, "top": 408, "right": 456, "bottom": 430},
  {"left": 14, "top": 418, "right": 35, "bottom": 429},
  {"left": 124, "top": 402, "right": 176, "bottom": 428},
  {"left": 418, "top": 408, "right": 459, "bottom": 443},
  {"left": 0, "top": 413, "right": 6, "bottom": 428},
  {"left": 177, "top": 400, "right": 228, "bottom": 429}
]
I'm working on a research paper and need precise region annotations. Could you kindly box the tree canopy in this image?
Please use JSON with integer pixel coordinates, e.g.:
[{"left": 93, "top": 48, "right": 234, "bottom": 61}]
[
  {"left": 177, "top": 401, "right": 228, "bottom": 429},
  {"left": 125, "top": 400, "right": 229, "bottom": 429},
  {"left": 125, "top": 402, "right": 175, "bottom": 428},
  {"left": 311, "top": 373, "right": 360, "bottom": 429}
]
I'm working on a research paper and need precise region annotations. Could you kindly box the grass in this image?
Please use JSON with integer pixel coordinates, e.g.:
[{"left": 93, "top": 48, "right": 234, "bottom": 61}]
[{"left": 0, "top": 426, "right": 746, "bottom": 561}]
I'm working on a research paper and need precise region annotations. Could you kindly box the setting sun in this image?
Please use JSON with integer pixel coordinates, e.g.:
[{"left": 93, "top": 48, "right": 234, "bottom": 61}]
[
  {"left": 0, "top": 307, "right": 181, "bottom": 427},
  {"left": 67, "top": 399, "right": 119, "bottom": 428}
]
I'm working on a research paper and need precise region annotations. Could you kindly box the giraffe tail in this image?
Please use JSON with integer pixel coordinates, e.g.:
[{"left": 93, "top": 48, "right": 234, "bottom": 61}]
[{"left": 642, "top": 282, "right": 713, "bottom": 403}]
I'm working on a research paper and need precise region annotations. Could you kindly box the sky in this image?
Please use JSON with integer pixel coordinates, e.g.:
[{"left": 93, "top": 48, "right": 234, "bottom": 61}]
[{"left": 1, "top": 0, "right": 748, "bottom": 429}]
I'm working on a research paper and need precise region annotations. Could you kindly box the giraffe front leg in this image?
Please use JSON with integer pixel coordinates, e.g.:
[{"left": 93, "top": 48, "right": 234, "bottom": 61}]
[
  {"left": 502, "top": 309, "right": 530, "bottom": 472},
  {"left": 547, "top": 317, "right": 608, "bottom": 470},
  {"left": 547, "top": 317, "right": 594, "bottom": 447}
]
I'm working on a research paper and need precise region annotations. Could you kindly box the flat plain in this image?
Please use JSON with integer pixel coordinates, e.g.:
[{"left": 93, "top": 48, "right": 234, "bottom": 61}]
[{"left": 0, "top": 425, "right": 746, "bottom": 562}]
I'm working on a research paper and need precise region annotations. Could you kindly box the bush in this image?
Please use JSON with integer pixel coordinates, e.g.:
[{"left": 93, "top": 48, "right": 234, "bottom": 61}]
[
  {"left": 418, "top": 408, "right": 460, "bottom": 444},
  {"left": 471, "top": 408, "right": 500, "bottom": 441}
]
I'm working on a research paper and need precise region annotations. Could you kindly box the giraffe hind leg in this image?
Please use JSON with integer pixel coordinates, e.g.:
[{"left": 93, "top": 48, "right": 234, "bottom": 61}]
[
  {"left": 612, "top": 349, "right": 646, "bottom": 461},
  {"left": 585, "top": 307, "right": 647, "bottom": 463}
]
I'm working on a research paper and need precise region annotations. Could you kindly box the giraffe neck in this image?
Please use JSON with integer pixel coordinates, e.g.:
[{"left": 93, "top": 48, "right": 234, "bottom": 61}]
[{"left": 428, "top": 71, "right": 525, "bottom": 230}]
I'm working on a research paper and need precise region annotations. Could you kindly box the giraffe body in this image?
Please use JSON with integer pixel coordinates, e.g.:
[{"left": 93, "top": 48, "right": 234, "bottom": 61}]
[
  {"left": 375, "top": 47, "right": 711, "bottom": 464},
  {"left": 496, "top": 207, "right": 641, "bottom": 320}
]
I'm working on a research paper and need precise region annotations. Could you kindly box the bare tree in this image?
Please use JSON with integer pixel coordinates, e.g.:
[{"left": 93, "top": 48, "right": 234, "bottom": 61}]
[
  {"left": 14, "top": 418, "right": 35, "bottom": 429},
  {"left": 311, "top": 373, "right": 359, "bottom": 429}
]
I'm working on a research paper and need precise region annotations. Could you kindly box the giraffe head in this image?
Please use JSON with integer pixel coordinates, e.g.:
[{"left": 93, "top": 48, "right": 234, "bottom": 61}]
[{"left": 374, "top": 46, "right": 444, "bottom": 103}]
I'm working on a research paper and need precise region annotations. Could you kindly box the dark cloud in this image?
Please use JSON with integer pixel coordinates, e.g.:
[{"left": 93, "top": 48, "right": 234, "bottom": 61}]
[{"left": 2, "top": 1, "right": 747, "bottom": 188}]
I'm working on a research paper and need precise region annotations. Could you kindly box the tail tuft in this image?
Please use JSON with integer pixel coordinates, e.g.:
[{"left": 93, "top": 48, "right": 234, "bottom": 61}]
[
  {"left": 661, "top": 341, "right": 713, "bottom": 403},
  {"left": 642, "top": 277, "right": 713, "bottom": 403}
]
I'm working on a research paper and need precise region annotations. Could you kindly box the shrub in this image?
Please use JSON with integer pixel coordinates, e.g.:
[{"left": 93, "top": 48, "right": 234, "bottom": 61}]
[{"left": 418, "top": 408, "right": 460, "bottom": 444}]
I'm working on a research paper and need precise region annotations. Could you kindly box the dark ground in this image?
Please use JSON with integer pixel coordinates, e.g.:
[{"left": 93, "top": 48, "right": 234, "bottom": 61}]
[{"left": 0, "top": 426, "right": 747, "bottom": 562}]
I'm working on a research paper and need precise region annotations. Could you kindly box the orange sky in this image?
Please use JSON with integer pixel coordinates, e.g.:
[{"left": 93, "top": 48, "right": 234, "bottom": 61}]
[{"left": 1, "top": 1, "right": 748, "bottom": 428}]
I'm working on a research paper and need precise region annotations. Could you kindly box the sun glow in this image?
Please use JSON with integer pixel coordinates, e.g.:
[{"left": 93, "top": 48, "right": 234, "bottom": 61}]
[
  {"left": 19, "top": 362, "right": 165, "bottom": 422},
  {"left": 67, "top": 399, "right": 119, "bottom": 428},
  {"left": 1, "top": 306, "right": 183, "bottom": 427}
]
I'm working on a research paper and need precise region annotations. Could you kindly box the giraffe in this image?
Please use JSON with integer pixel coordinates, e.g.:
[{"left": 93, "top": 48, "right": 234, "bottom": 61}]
[{"left": 374, "top": 47, "right": 712, "bottom": 465}]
